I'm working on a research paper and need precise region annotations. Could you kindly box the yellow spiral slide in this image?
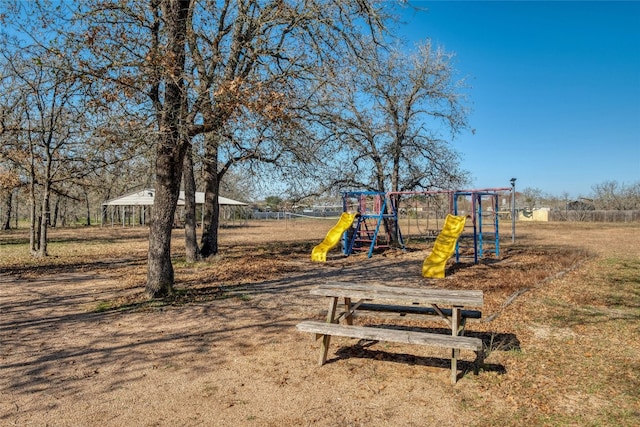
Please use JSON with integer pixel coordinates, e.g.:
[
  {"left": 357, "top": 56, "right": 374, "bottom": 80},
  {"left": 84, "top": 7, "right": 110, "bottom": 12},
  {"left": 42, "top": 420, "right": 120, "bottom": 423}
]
[
  {"left": 311, "top": 212, "right": 357, "bottom": 262},
  {"left": 422, "top": 214, "right": 467, "bottom": 278}
]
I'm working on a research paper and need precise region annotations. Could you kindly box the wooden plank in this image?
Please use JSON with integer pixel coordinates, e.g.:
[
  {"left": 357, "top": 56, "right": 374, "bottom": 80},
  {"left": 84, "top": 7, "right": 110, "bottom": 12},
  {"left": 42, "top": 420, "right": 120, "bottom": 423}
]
[
  {"left": 451, "top": 306, "right": 461, "bottom": 384},
  {"left": 320, "top": 298, "right": 338, "bottom": 365},
  {"left": 296, "top": 321, "right": 482, "bottom": 352},
  {"left": 345, "top": 311, "right": 456, "bottom": 323},
  {"left": 344, "top": 297, "right": 353, "bottom": 325},
  {"left": 336, "top": 299, "right": 365, "bottom": 324},
  {"left": 356, "top": 303, "right": 482, "bottom": 319},
  {"left": 311, "top": 282, "right": 483, "bottom": 307}
]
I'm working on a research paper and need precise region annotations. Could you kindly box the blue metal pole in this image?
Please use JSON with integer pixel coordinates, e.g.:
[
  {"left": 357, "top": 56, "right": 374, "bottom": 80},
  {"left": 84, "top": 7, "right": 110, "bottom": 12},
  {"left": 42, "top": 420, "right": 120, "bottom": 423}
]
[
  {"left": 494, "top": 194, "right": 500, "bottom": 257},
  {"left": 477, "top": 194, "right": 483, "bottom": 259}
]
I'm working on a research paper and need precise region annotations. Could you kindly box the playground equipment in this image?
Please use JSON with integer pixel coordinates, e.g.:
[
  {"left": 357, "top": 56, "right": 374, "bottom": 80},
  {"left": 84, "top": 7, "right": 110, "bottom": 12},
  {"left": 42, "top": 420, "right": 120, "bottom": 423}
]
[
  {"left": 311, "top": 187, "right": 513, "bottom": 267},
  {"left": 453, "top": 191, "right": 501, "bottom": 264},
  {"left": 342, "top": 191, "right": 398, "bottom": 258},
  {"left": 403, "top": 194, "right": 450, "bottom": 238},
  {"left": 311, "top": 212, "right": 357, "bottom": 262},
  {"left": 391, "top": 188, "right": 511, "bottom": 266},
  {"left": 421, "top": 214, "right": 467, "bottom": 278}
]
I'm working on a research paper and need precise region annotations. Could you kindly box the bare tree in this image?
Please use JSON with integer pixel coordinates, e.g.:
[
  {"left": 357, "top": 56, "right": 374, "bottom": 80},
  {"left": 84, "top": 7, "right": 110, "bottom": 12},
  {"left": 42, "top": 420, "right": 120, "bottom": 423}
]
[
  {"left": 182, "top": 139, "right": 200, "bottom": 261},
  {"left": 591, "top": 180, "right": 640, "bottom": 210},
  {"left": 0, "top": 101, "right": 24, "bottom": 230},
  {"left": 521, "top": 187, "right": 543, "bottom": 209},
  {"left": 9, "top": 0, "right": 391, "bottom": 296},
  {"left": 66, "top": 0, "right": 191, "bottom": 296},
  {"left": 146, "top": 0, "right": 191, "bottom": 296},
  {"left": 1, "top": 1, "right": 145, "bottom": 248},
  {"left": 623, "top": 182, "right": 640, "bottom": 210},
  {"left": 0, "top": 39, "right": 95, "bottom": 255},
  {"left": 0, "top": 167, "right": 20, "bottom": 230},
  {"left": 182, "top": 0, "right": 389, "bottom": 259},
  {"left": 311, "top": 40, "right": 470, "bottom": 197}
]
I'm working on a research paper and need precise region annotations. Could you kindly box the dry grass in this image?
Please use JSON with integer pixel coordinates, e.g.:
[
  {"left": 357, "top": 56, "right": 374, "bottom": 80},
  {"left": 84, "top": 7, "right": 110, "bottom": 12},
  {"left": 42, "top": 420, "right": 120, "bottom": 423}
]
[{"left": 1, "top": 220, "right": 639, "bottom": 426}]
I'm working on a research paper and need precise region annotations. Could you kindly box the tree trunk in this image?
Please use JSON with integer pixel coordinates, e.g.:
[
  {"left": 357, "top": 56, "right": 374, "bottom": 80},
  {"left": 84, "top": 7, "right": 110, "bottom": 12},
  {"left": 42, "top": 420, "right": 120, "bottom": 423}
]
[
  {"left": 37, "top": 185, "right": 50, "bottom": 256},
  {"left": 29, "top": 181, "right": 37, "bottom": 254},
  {"left": 145, "top": 0, "right": 190, "bottom": 299},
  {"left": 13, "top": 192, "right": 18, "bottom": 229},
  {"left": 60, "top": 198, "right": 67, "bottom": 227},
  {"left": 200, "top": 133, "right": 220, "bottom": 258},
  {"left": 146, "top": 138, "right": 187, "bottom": 297},
  {"left": 85, "top": 191, "right": 91, "bottom": 226},
  {"left": 51, "top": 196, "right": 59, "bottom": 228},
  {"left": 28, "top": 140, "right": 37, "bottom": 253},
  {"left": 183, "top": 141, "right": 200, "bottom": 262},
  {"left": 1, "top": 191, "right": 12, "bottom": 230},
  {"left": 101, "top": 203, "right": 108, "bottom": 226},
  {"left": 35, "top": 215, "right": 41, "bottom": 250}
]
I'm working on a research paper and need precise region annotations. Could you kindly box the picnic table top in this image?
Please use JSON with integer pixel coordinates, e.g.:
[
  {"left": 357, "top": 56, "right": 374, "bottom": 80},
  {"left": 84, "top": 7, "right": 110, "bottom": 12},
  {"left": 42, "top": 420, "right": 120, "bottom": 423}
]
[{"left": 311, "top": 282, "right": 483, "bottom": 308}]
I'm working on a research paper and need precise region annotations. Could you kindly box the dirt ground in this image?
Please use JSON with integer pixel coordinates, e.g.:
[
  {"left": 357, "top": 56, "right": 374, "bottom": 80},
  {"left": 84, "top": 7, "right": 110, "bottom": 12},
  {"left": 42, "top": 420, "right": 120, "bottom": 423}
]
[{"left": 1, "top": 219, "right": 639, "bottom": 426}]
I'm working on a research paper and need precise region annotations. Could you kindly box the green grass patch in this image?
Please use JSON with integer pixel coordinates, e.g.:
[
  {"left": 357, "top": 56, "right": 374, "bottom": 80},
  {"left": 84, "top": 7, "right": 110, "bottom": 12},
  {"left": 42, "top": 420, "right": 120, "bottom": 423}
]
[{"left": 94, "top": 301, "right": 114, "bottom": 312}]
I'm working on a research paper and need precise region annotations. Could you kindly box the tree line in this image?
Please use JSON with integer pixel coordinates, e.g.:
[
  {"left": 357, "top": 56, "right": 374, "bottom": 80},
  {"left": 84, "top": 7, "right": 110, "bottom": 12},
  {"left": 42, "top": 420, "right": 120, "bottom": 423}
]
[
  {"left": 1, "top": 0, "right": 471, "bottom": 298},
  {"left": 518, "top": 181, "right": 640, "bottom": 211}
]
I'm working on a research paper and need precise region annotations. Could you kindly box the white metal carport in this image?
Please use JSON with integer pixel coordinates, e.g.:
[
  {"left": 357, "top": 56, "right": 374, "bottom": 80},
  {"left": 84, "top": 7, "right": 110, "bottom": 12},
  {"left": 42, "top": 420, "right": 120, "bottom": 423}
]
[{"left": 102, "top": 189, "right": 248, "bottom": 227}]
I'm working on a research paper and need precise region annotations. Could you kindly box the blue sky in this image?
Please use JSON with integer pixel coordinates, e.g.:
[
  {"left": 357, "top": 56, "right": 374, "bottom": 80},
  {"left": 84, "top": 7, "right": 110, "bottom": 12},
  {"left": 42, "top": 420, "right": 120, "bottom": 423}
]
[{"left": 395, "top": 1, "right": 640, "bottom": 198}]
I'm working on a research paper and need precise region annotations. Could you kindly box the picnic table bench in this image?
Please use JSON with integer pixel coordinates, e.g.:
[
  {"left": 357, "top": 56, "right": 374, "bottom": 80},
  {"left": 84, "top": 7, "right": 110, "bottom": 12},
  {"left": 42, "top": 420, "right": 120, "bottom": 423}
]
[{"left": 297, "top": 282, "right": 484, "bottom": 384}]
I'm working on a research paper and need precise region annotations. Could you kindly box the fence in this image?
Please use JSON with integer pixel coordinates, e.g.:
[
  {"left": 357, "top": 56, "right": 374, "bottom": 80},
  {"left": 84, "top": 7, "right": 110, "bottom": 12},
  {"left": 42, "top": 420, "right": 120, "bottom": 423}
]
[
  {"left": 549, "top": 210, "right": 640, "bottom": 222},
  {"left": 251, "top": 209, "right": 640, "bottom": 223},
  {"left": 251, "top": 210, "right": 342, "bottom": 220}
]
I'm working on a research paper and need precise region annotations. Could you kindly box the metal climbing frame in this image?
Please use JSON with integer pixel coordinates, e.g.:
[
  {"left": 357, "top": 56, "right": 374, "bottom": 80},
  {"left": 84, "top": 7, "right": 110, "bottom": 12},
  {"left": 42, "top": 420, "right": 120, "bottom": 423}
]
[
  {"left": 388, "top": 188, "right": 512, "bottom": 264},
  {"left": 453, "top": 191, "right": 501, "bottom": 264},
  {"left": 342, "top": 191, "right": 398, "bottom": 258}
]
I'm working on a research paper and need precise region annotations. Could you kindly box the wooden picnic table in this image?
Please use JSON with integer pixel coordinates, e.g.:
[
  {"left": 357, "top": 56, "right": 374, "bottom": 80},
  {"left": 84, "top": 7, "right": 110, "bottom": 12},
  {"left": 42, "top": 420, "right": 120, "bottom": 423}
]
[{"left": 297, "top": 282, "right": 484, "bottom": 384}]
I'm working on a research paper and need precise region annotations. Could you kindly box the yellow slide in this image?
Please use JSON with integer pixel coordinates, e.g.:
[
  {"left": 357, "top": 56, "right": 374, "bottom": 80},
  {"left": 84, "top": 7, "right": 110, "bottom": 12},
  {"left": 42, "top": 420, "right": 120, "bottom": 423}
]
[
  {"left": 422, "top": 214, "right": 467, "bottom": 278},
  {"left": 311, "top": 212, "right": 357, "bottom": 262}
]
